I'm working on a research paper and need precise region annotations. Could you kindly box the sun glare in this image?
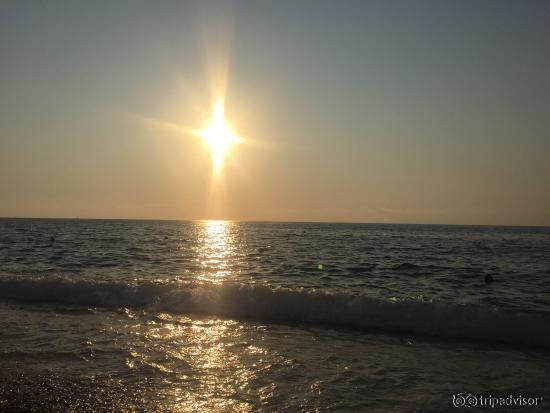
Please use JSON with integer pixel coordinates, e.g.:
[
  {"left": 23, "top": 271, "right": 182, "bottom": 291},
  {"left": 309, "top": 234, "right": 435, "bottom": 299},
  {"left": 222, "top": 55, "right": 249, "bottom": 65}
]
[{"left": 197, "top": 98, "right": 241, "bottom": 172}]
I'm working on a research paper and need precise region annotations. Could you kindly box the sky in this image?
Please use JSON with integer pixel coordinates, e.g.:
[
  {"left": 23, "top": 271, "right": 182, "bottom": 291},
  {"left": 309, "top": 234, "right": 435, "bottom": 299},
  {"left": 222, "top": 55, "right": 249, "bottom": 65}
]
[{"left": 1, "top": 0, "right": 549, "bottom": 225}]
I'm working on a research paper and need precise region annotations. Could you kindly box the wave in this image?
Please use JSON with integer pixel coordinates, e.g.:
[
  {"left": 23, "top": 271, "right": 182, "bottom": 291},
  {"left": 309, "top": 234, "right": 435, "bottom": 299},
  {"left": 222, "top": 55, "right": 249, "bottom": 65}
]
[{"left": 1, "top": 275, "right": 549, "bottom": 348}]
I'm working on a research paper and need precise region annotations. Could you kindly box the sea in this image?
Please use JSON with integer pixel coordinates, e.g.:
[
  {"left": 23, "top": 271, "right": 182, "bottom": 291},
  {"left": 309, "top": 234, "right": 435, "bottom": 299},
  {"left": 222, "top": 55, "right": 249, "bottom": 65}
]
[{"left": 0, "top": 218, "right": 549, "bottom": 412}]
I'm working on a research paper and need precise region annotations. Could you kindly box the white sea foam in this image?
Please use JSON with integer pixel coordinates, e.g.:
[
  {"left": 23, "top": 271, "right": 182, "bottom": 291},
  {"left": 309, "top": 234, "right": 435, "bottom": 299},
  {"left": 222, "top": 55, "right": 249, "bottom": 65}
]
[{"left": 1, "top": 275, "right": 549, "bottom": 348}]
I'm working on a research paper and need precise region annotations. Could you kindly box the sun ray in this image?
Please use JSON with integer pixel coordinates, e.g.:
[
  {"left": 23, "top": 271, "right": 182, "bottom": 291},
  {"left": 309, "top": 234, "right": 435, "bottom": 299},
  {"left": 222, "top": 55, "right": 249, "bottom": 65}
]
[{"left": 193, "top": 97, "right": 242, "bottom": 174}]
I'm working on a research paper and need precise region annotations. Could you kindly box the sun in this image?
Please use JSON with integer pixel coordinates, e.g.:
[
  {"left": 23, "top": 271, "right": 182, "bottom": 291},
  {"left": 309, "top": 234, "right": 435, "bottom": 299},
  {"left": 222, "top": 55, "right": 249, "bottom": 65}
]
[{"left": 196, "top": 98, "right": 241, "bottom": 172}]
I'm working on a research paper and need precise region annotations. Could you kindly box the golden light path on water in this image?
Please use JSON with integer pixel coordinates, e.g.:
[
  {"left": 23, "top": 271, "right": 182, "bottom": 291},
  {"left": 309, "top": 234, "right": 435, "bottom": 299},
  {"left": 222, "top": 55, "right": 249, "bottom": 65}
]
[
  {"left": 123, "top": 221, "right": 284, "bottom": 412},
  {"left": 127, "top": 315, "right": 262, "bottom": 412},
  {"left": 197, "top": 220, "right": 235, "bottom": 283}
]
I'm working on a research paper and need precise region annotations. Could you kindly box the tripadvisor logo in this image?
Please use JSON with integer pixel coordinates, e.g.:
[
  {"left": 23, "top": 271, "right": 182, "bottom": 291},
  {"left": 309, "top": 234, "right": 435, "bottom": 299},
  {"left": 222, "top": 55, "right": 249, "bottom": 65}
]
[{"left": 452, "top": 393, "right": 543, "bottom": 408}]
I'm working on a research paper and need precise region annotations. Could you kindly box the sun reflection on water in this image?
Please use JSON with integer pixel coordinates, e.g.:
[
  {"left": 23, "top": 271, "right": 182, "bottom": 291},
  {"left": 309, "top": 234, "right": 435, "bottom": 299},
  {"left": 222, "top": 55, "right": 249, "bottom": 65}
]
[
  {"left": 122, "top": 221, "right": 286, "bottom": 411},
  {"left": 196, "top": 220, "right": 236, "bottom": 283},
  {"left": 126, "top": 314, "right": 266, "bottom": 412}
]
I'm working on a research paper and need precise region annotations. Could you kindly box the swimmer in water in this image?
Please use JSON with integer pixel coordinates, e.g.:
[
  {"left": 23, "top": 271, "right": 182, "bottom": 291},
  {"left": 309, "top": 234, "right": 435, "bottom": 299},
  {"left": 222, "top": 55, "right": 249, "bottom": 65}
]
[{"left": 484, "top": 274, "right": 494, "bottom": 284}]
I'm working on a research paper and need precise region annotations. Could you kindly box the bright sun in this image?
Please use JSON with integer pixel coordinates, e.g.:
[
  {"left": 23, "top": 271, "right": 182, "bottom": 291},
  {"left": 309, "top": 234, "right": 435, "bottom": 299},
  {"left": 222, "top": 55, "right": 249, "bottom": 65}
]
[{"left": 197, "top": 98, "right": 241, "bottom": 172}]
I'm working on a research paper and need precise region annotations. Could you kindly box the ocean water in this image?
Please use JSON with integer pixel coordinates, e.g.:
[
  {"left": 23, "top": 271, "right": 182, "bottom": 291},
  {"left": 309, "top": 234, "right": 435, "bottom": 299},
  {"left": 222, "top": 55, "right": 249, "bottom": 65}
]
[{"left": 1, "top": 218, "right": 549, "bottom": 412}]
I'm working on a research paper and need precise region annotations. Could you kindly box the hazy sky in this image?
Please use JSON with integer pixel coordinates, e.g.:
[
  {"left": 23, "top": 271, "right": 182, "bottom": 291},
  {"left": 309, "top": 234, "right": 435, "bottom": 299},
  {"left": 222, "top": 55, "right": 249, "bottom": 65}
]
[{"left": 1, "top": 0, "right": 549, "bottom": 225}]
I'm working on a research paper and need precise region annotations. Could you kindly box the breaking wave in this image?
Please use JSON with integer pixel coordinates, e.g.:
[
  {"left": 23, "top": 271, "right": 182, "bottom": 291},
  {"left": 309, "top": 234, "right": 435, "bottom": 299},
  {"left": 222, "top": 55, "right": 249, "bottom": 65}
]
[{"left": 1, "top": 275, "right": 549, "bottom": 348}]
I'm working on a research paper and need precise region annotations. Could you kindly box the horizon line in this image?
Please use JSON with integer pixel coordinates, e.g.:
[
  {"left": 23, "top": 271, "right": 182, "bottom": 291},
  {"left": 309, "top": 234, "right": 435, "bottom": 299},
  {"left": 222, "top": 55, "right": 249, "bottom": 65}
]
[{"left": 0, "top": 215, "right": 548, "bottom": 229}]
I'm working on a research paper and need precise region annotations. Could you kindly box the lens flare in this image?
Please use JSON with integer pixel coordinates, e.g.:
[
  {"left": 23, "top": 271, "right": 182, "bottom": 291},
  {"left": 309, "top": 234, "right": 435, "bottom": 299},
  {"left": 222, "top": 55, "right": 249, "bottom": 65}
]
[{"left": 197, "top": 98, "right": 241, "bottom": 172}]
